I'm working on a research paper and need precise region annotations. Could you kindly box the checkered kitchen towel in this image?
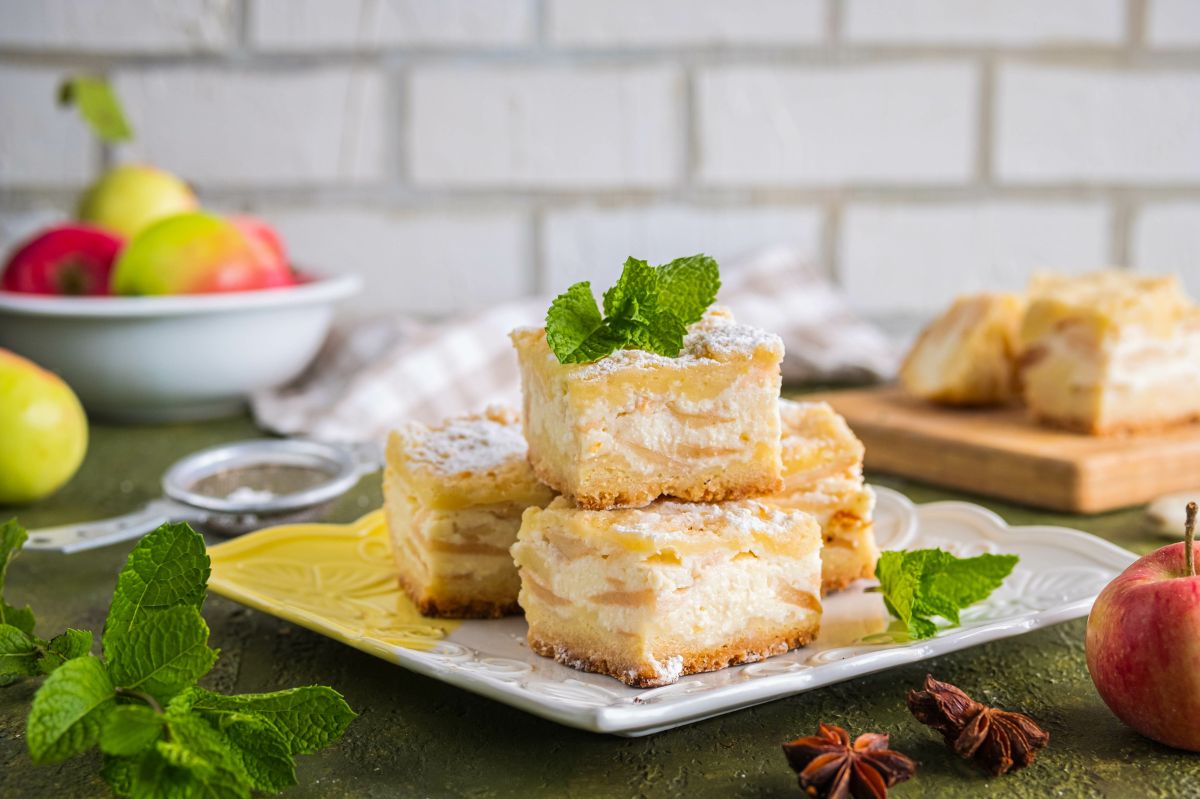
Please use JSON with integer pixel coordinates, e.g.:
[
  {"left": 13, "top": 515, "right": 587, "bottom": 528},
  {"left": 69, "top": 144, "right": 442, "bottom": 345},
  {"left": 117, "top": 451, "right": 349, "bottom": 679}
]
[{"left": 251, "top": 248, "right": 898, "bottom": 443}]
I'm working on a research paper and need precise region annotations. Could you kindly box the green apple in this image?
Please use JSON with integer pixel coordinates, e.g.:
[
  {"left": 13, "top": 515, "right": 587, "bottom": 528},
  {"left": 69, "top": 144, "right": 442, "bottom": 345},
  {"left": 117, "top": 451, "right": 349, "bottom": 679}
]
[
  {"left": 76, "top": 163, "right": 199, "bottom": 239},
  {"left": 0, "top": 349, "right": 88, "bottom": 505},
  {"left": 112, "top": 212, "right": 295, "bottom": 295}
]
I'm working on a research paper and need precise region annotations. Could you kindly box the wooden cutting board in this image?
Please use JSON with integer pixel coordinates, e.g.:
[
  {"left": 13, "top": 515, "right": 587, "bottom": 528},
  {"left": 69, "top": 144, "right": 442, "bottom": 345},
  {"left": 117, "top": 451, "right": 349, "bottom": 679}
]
[{"left": 809, "top": 386, "right": 1200, "bottom": 513}]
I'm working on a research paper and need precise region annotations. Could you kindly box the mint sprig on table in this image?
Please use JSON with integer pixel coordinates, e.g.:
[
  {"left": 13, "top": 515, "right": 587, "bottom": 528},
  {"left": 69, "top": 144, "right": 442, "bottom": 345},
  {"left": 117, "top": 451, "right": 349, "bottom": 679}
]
[
  {"left": 0, "top": 517, "right": 356, "bottom": 798},
  {"left": 874, "top": 548, "right": 1018, "bottom": 640},
  {"left": 546, "top": 254, "right": 721, "bottom": 363}
]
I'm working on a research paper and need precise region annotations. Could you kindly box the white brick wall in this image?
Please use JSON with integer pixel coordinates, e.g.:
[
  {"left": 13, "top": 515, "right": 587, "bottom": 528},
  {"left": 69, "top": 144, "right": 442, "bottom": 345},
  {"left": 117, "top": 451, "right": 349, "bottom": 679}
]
[
  {"left": 113, "top": 67, "right": 388, "bottom": 188},
  {"left": 1133, "top": 204, "right": 1200, "bottom": 296},
  {"left": 409, "top": 66, "right": 682, "bottom": 188},
  {"left": 259, "top": 208, "right": 529, "bottom": 314},
  {"left": 0, "top": 207, "right": 69, "bottom": 255},
  {"left": 841, "top": 203, "right": 1110, "bottom": 313},
  {"left": 250, "top": 0, "right": 534, "bottom": 50},
  {"left": 697, "top": 63, "right": 977, "bottom": 186},
  {"left": 1147, "top": 0, "right": 1200, "bottom": 47},
  {"left": 541, "top": 205, "right": 823, "bottom": 293},
  {"left": 996, "top": 65, "right": 1200, "bottom": 184},
  {"left": 0, "top": 67, "right": 95, "bottom": 187},
  {"left": 2, "top": 2, "right": 1200, "bottom": 318},
  {"left": 843, "top": 0, "right": 1124, "bottom": 46},
  {"left": 0, "top": 0, "right": 233, "bottom": 53},
  {"left": 547, "top": 0, "right": 824, "bottom": 47}
]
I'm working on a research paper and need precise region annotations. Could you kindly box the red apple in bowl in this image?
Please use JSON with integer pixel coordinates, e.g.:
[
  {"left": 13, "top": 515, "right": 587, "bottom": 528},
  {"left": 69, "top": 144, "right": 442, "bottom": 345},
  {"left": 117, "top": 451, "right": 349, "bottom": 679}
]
[
  {"left": 111, "top": 211, "right": 295, "bottom": 295},
  {"left": 1086, "top": 503, "right": 1200, "bottom": 751},
  {"left": 1, "top": 225, "right": 123, "bottom": 296}
]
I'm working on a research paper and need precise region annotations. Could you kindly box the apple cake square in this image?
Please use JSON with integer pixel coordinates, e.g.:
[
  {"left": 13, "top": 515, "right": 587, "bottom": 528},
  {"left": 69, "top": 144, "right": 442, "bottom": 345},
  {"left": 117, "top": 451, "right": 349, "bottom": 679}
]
[
  {"left": 1019, "top": 272, "right": 1200, "bottom": 434},
  {"left": 511, "top": 497, "right": 822, "bottom": 687},
  {"left": 383, "top": 405, "right": 556, "bottom": 618},
  {"left": 900, "top": 293, "right": 1025, "bottom": 406},
  {"left": 510, "top": 307, "right": 784, "bottom": 510},
  {"left": 766, "top": 399, "right": 879, "bottom": 594}
]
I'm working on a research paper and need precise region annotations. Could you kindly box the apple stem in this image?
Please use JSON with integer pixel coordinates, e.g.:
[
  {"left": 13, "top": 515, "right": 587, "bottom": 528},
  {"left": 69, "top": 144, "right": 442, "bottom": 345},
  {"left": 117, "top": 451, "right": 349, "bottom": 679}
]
[{"left": 1187, "top": 502, "right": 1197, "bottom": 578}]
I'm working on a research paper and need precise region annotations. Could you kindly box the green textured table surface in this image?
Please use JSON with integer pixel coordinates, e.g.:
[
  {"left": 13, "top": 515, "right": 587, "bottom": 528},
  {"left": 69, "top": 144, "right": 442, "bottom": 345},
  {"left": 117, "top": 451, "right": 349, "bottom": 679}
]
[{"left": 2, "top": 415, "right": 1198, "bottom": 799}]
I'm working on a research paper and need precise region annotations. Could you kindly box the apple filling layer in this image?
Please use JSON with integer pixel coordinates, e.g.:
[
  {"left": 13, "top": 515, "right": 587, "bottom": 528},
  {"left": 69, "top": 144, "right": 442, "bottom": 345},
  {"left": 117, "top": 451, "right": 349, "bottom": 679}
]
[{"left": 512, "top": 497, "right": 823, "bottom": 687}]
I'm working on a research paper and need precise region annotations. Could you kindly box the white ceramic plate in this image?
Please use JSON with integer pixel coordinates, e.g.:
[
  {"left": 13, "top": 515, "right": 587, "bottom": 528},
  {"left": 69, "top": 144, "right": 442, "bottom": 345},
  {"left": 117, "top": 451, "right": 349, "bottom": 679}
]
[{"left": 208, "top": 487, "right": 1136, "bottom": 737}]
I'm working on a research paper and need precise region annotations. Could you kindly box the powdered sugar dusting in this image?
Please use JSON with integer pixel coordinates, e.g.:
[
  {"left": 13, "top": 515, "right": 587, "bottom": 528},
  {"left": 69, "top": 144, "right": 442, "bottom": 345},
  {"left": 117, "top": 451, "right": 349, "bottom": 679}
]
[
  {"left": 596, "top": 498, "right": 802, "bottom": 543},
  {"left": 569, "top": 308, "right": 784, "bottom": 380},
  {"left": 403, "top": 405, "right": 528, "bottom": 478}
]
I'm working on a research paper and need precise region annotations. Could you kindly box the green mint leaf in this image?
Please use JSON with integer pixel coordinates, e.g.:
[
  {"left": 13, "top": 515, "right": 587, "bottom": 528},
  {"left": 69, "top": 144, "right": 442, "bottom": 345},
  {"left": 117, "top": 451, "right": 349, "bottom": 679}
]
[
  {"left": 107, "top": 605, "right": 218, "bottom": 702},
  {"left": 656, "top": 254, "right": 720, "bottom": 326},
  {"left": 27, "top": 655, "right": 116, "bottom": 764},
  {"left": 602, "top": 257, "right": 658, "bottom": 320},
  {"left": 920, "top": 552, "right": 1019, "bottom": 626},
  {"left": 0, "top": 518, "right": 36, "bottom": 636},
  {"left": 58, "top": 75, "right": 133, "bottom": 143},
  {"left": 874, "top": 549, "right": 1018, "bottom": 640},
  {"left": 162, "top": 712, "right": 253, "bottom": 797},
  {"left": 545, "top": 282, "right": 629, "bottom": 364},
  {"left": 544, "top": 255, "right": 722, "bottom": 363},
  {"left": 0, "top": 623, "right": 40, "bottom": 683},
  {"left": 100, "top": 704, "right": 163, "bottom": 757},
  {"left": 633, "top": 308, "right": 687, "bottom": 357},
  {"left": 103, "top": 522, "right": 210, "bottom": 665},
  {"left": 103, "top": 748, "right": 205, "bottom": 799},
  {"left": 189, "top": 686, "right": 357, "bottom": 755},
  {"left": 38, "top": 628, "right": 94, "bottom": 675},
  {"left": 222, "top": 715, "right": 297, "bottom": 793}
]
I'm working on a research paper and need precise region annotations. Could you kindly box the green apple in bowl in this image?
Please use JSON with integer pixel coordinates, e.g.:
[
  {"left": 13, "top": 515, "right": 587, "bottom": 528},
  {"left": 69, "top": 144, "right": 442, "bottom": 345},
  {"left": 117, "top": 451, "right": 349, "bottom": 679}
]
[
  {"left": 112, "top": 212, "right": 295, "bottom": 295},
  {"left": 77, "top": 163, "right": 198, "bottom": 239},
  {"left": 0, "top": 349, "right": 88, "bottom": 504}
]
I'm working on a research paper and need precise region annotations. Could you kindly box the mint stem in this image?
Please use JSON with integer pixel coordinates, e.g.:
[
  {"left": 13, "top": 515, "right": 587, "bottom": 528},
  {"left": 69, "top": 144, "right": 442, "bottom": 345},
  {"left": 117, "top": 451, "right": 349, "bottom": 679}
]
[
  {"left": 1186, "top": 502, "right": 1197, "bottom": 578},
  {"left": 116, "top": 686, "right": 162, "bottom": 715}
]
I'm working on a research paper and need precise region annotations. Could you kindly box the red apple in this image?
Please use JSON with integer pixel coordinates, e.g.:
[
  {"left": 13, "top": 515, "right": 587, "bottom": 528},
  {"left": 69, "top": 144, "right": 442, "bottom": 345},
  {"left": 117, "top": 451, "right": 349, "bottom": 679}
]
[
  {"left": 231, "top": 215, "right": 288, "bottom": 271},
  {"left": 1086, "top": 503, "right": 1200, "bottom": 751},
  {"left": 0, "top": 224, "right": 123, "bottom": 296},
  {"left": 111, "top": 212, "right": 295, "bottom": 295}
]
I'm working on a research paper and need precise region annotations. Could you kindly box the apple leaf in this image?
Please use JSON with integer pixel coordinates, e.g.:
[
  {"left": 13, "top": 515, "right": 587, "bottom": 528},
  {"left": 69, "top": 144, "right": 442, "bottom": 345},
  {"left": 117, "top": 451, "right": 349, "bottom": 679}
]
[{"left": 59, "top": 76, "right": 133, "bottom": 144}]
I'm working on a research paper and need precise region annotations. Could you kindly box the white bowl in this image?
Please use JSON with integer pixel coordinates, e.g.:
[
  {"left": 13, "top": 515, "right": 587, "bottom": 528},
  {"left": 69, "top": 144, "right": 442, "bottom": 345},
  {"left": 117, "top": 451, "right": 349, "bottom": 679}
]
[{"left": 0, "top": 275, "right": 360, "bottom": 422}]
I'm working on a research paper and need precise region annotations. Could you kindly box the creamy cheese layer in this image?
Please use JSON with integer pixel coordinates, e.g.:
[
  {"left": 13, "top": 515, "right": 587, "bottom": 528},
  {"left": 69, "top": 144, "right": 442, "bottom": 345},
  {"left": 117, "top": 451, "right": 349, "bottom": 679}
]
[{"left": 513, "top": 498, "right": 822, "bottom": 651}]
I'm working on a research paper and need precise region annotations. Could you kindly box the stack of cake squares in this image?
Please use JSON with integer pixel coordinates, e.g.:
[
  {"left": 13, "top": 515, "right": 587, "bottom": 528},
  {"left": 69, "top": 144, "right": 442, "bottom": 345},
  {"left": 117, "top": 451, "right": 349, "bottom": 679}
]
[{"left": 384, "top": 308, "right": 878, "bottom": 687}]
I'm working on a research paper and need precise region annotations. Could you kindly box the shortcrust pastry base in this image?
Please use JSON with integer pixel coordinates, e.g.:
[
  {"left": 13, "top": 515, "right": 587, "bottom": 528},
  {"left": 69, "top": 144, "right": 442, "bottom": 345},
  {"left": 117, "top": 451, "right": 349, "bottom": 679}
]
[
  {"left": 529, "top": 457, "right": 783, "bottom": 511},
  {"left": 397, "top": 571, "right": 521, "bottom": 620},
  {"left": 527, "top": 619, "right": 821, "bottom": 688},
  {"left": 1031, "top": 408, "right": 1200, "bottom": 437}
]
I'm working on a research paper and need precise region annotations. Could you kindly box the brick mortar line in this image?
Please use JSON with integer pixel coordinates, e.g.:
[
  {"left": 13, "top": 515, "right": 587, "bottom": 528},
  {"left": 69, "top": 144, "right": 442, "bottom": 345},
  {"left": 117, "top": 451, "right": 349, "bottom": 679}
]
[
  {"left": 822, "top": 199, "right": 842, "bottom": 284},
  {"left": 1111, "top": 195, "right": 1134, "bottom": 267},
  {"left": 976, "top": 57, "right": 995, "bottom": 184},
  {"left": 8, "top": 185, "right": 1200, "bottom": 211},
  {"left": 826, "top": 0, "right": 842, "bottom": 45},
  {"left": 1128, "top": 0, "right": 1148, "bottom": 50},
  {"left": 4, "top": 46, "right": 1200, "bottom": 70}
]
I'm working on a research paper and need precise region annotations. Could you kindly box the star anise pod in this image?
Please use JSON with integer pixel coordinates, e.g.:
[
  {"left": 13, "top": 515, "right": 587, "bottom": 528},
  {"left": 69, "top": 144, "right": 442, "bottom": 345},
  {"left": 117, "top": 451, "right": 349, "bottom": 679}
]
[
  {"left": 782, "top": 722, "right": 917, "bottom": 798},
  {"left": 907, "top": 674, "right": 1049, "bottom": 776}
]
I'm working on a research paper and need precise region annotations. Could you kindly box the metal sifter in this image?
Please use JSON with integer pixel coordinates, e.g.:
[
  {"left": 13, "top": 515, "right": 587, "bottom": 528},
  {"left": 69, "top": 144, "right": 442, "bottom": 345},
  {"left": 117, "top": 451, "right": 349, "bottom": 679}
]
[{"left": 24, "top": 439, "right": 381, "bottom": 554}]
